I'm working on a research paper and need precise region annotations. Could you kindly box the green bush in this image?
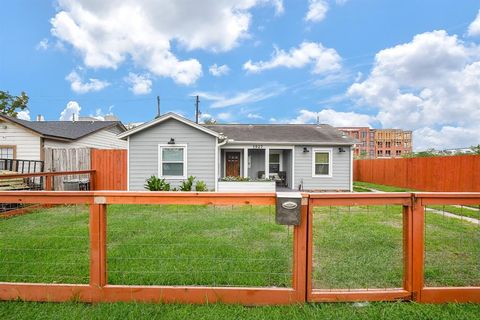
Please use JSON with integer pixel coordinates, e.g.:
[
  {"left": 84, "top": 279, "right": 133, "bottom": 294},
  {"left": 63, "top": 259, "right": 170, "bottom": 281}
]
[
  {"left": 144, "top": 175, "right": 170, "bottom": 191},
  {"left": 195, "top": 180, "right": 208, "bottom": 191},
  {"left": 179, "top": 175, "right": 196, "bottom": 191}
]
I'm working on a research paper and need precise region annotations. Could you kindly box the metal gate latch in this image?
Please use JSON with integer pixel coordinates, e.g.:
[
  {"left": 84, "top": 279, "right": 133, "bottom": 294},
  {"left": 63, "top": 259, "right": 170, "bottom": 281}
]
[{"left": 275, "top": 192, "right": 302, "bottom": 225}]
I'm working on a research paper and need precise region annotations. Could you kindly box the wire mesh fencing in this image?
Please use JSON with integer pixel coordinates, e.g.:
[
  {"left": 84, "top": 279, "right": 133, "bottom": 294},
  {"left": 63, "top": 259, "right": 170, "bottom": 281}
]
[
  {"left": 424, "top": 203, "right": 480, "bottom": 287},
  {"left": 311, "top": 205, "right": 404, "bottom": 291},
  {"left": 106, "top": 204, "right": 294, "bottom": 287},
  {"left": 0, "top": 204, "right": 90, "bottom": 284}
]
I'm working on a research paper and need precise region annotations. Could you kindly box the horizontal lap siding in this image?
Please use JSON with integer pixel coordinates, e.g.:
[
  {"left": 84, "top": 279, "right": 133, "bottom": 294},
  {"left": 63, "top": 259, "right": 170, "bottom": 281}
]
[
  {"left": 44, "top": 128, "right": 127, "bottom": 149},
  {"left": 294, "top": 146, "right": 351, "bottom": 191},
  {"left": 0, "top": 121, "right": 41, "bottom": 160},
  {"left": 128, "top": 119, "right": 216, "bottom": 191}
]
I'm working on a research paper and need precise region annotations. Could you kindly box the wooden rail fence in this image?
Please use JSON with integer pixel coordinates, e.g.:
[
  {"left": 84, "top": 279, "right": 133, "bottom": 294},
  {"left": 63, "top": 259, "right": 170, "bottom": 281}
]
[
  {"left": 354, "top": 155, "right": 480, "bottom": 191},
  {"left": 0, "top": 191, "right": 478, "bottom": 304}
]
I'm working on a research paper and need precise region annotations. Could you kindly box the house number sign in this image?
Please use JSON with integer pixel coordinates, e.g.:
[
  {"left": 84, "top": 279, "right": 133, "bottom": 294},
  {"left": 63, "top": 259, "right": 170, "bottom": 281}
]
[{"left": 252, "top": 145, "right": 264, "bottom": 149}]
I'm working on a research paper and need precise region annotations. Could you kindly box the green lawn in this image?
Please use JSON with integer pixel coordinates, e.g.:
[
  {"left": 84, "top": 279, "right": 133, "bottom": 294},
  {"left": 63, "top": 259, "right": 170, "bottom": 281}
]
[
  {"left": 1, "top": 203, "right": 478, "bottom": 290},
  {"left": 1, "top": 301, "right": 480, "bottom": 320},
  {"left": 106, "top": 204, "right": 292, "bottom": 287},
  {"left": 353, "top": 181, "right": 415, "bottom": 192}
]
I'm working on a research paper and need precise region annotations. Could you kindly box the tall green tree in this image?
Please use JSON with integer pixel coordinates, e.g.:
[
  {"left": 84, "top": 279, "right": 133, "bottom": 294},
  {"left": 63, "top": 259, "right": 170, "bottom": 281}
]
[
  {"left": 471, "top": 144, "right": 480, "bottom": 155},
  {"left": 0, "top": 91, "right": 29, "bottom": 117}
]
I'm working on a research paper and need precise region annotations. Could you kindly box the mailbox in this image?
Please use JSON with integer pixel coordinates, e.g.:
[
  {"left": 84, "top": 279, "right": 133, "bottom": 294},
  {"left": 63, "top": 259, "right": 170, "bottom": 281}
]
[{"left": 275, "top": 192, "right": 302, "bottom": 225}]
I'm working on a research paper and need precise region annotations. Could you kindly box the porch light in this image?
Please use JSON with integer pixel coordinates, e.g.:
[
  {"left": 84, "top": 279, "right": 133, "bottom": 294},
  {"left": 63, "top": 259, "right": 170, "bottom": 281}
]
[
  {"left": 168, "top": 138, "right": 175, "bottom": 144},
  {"left": 338, "top": 147, "right": 346, "bottom": 153},
  {"left": 303, "top": 147, "right": 309, "bottom": 153}
]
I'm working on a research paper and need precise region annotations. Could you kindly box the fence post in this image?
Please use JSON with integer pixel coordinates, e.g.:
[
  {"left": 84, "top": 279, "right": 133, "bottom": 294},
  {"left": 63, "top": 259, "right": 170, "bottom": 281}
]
[
  {"left": 411, "top": 194, "right": 425, "bottom": 302},
  {"left": 90, "top": 203, "right": 107, "bottom": 290},
  {"left": 292, "top": 195, "right": 309, "bottom": 302},
  {"left": 45, "top": 175, "right": 53, "bottom": 191},
  {"left": 402, "top": 202, "right": 413, "bottom": 298},
  {"left": 90, "top": 171, "right": 96, "bottom": 191}
]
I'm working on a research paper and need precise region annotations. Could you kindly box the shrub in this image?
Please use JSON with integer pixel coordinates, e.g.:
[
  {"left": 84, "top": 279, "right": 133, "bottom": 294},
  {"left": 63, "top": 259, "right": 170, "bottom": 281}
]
[
  {"left": 195, "top": 180, "right": 208, "bottom": 191},
  {"left": 179, "top": 175, "right": 196, "bottom": 191},
  {"left": 144, "top": 175, "right": 170, "bottom": 191}
]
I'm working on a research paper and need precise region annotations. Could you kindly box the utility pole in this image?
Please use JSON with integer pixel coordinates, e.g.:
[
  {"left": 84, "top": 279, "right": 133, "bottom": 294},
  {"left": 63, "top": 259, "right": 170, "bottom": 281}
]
[
  {"left": 195, "top": 95, "right": 200, "bottom": 124},
  {"left": 156, "top": 95, "right": 161, "bottom": 118}
]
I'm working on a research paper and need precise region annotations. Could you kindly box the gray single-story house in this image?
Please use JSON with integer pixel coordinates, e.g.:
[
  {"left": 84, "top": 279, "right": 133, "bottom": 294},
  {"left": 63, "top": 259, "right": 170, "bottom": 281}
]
[{"left": 118, "top": 112, "right": 355, "bottom": 192}]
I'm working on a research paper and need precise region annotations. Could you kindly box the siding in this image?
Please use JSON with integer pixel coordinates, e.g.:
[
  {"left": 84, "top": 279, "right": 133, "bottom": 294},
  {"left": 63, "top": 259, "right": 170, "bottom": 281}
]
[
  {"left": 44, "top": 127, "right": 127, "bottom": 149},
  {"left": 294, "top": 145, "right": 351, "bottom": 191},
  {"left": 0, "top": 120, "right": 41, "bottom": 160},
  {"left": 128, "top": 118, "right": 217, "bottom": 191}
]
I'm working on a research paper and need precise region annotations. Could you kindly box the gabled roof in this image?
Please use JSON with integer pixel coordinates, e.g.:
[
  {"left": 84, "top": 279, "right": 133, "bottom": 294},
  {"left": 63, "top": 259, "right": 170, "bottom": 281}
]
[
  {"left": 203, "top": 124, "right": 355, "bottom": 145},
  {"left": 118, "top": 112, "right": 222, "bottom": 139},
  {"left": 0, "top": 113, "right": 126, "bottom": 141}
]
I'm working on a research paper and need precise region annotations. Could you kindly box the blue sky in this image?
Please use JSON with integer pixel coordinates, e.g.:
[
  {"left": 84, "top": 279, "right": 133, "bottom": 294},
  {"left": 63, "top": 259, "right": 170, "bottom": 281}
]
[{"left": 1, "top": 1, "right": 480, "bottom": 150}]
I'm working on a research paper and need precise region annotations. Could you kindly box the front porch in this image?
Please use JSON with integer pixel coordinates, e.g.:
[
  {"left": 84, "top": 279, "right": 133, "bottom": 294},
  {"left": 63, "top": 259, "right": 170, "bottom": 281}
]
[{"left": 218, "top": 146, "right": 294, "bottom": 192}]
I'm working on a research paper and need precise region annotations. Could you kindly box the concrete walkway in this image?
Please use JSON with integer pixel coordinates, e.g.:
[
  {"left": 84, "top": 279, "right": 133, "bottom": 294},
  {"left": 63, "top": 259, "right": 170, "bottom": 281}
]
[
  {"left": 355, "top": 184, "right": 480, "bottom": 224},
  {"left": 452, "top": 204, "right": 480, "bottom": 211},
  {"left": 425, "top": 207, "right": 480, "bottom": 225}
]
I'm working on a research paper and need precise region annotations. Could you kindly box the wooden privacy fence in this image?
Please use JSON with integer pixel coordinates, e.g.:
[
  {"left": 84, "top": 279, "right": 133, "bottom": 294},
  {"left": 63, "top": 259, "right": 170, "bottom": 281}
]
[
  {"left": 0, "top": 191, "right": 478, "bottom": 304},
  {"left": 90, "top": 149, "right": 127, "bottom": 190},
  {"left": 354, "top": 155, "right": 480, "bottom": 191}
]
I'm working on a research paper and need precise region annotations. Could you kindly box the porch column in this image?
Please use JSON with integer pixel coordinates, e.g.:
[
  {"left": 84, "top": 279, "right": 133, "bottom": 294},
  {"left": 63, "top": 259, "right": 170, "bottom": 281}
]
[
  {"left": 264, "top": 147, "right": 270, "bottom": 178},
  {"left": 243, "top": 147, "right": 249, "bottom": 178}
]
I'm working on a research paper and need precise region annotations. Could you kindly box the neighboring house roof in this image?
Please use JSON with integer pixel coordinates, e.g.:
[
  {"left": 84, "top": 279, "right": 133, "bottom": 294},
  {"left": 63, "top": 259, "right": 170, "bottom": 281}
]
[
  {"left": 118, "top": 112, "right": 222, "bottom": 139},
  {"left": 0, "top": 113, "right": 126, "bottom": 141},
  {"left": 203, "top": 124, "right": 355, "bottom": 145}
]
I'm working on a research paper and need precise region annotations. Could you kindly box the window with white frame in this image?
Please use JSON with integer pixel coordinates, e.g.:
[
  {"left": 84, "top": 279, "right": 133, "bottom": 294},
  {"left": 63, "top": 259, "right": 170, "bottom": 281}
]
[
  {"left": 312, "top": 149, "right": 332, "bottom": 177},
  {"left": 159, "top": 145, "right": 186, "bottom": 178},
  {"left": 0, "top": 146, "right": 15, "bottom": 159},
  {"left": 269, "top": 153, "right": 281, "bottom": 173}
]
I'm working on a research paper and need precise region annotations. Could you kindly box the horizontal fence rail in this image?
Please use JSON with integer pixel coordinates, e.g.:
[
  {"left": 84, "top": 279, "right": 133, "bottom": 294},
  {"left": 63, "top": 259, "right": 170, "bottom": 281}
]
[{"left": 0, "top": 191, "right": 478, "bottom": 304}]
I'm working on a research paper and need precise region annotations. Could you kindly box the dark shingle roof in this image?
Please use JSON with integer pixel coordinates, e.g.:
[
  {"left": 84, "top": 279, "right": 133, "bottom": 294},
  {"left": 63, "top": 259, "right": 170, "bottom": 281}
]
[
  {"left": 203, "top": 124, "right": 355, "bottom": 145},
  {"left": 0, "top": 114, "right": 125, "bottom": 140}
]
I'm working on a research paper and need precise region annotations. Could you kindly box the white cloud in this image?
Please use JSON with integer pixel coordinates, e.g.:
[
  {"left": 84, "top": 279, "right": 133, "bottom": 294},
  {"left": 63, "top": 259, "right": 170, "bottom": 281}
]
[
  {"left": 50, "top": 1, "right": 282, "bottom": 85},
  {"left": 217, "top": 112, "right": 232, "bottom": 121},
  {"left": 195, "top": 84, "right": 286, "bottom": 108},
  {"left": 243, "top": 42, "right": 341, "bottom": 74},
  {"left": 36, "top": 38, "right": 49, "bottom": 50},
  {"left": 66, "top": 70, "right": 110, "bottom": 94},
  {"left": 305, "top": 0, "right": 328, "bottom": 23},
  {"left": 124, "top": 73, "right": 152, "bottom": 95},
  {"left": 247, "top": 113, "right": 263, "bottom": 119},
  {"left": 468, "top": 10, "right": 480, "bottom": 37},
  {"left": 17, "top": 110, "right": 31, "bottom": 120},
  {"left": 209, "top": 64, "right": 230, "bottom": 77},
  {"left": 348, "top": 30, "right": 480, "bottom": 149},
  {"left": 280, "top": 109, "right": 374, "bottom": 127},
  {"left": 59, "top": 101, "right": 81, "bottom": 121}
]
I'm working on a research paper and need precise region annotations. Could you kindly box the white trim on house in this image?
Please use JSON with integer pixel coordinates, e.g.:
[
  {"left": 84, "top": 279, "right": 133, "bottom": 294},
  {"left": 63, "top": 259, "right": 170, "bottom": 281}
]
[
  {"left": 127, "top": 136, "right": 130, "bottom": 191},
  {"left": 158, "top": 144, "right": 188, "bottom": 179},
  {"left": 350, "top": 146, "right": 353, "bottom": 192},
  {"left": 119, "top": 113, "right": 222, "bottom": 139},
  {"left": 312, "top": 148, "right": 333, "bottom": 178},
  {"left": 226, "top": 140, "right": 353, "bottom": 146},
  {"left": 268, "top": 150, "right": 283, "bottom": 172}
]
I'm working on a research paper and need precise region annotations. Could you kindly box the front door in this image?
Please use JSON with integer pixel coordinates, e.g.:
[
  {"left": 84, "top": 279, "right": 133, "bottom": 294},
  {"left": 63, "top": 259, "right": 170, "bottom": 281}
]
[{"left": 225, "top": 152, "right": 241, "bottom": 177}]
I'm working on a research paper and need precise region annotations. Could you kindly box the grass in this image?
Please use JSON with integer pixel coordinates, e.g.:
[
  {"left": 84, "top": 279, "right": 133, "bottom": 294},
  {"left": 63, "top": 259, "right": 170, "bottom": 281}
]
[
  {"left": 312, "top": 205, "right": 403, "bottom": 289},
  {"left": 353, "top": 181, "right": 415, "bottom": 192},
  {"left": 106, "top": 204, "right": 292, "bottom": 287},
  {"left": 1, "top": 301, "right": 480, "bottom": 320},
  {"left": 428, "top": 205, "right": 479, "bottom": 220},
  {"left": 0, "top": 203, "right": 479, "bottom": 317}
]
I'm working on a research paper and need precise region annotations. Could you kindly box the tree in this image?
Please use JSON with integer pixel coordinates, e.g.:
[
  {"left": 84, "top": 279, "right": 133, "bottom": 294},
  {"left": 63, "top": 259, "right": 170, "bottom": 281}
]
[
  {"left": 413, "top": 148, "right": 437, "bottom": 158},
  {"left": 0, "top": 91, "right": 29, "bottom": 118},
  {"left": 471, "top": 144, "right": 480, "bottom": 155}
]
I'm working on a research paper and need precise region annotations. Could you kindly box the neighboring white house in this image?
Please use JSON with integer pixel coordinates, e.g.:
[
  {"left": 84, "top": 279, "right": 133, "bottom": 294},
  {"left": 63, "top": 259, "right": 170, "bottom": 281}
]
[
  {"left": 0, "top": 113, "right": 127, "bottom": 161},
  {"left": 119, "top": 112, "right": 355, "bottom": 192}
]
